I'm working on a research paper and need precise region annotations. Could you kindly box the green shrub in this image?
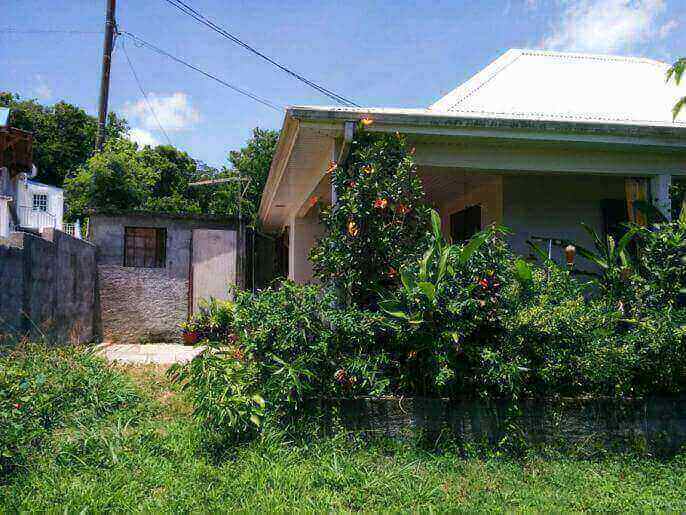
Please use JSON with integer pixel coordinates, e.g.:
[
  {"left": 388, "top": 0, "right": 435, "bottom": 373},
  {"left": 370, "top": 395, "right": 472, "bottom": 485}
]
[
  {"left": 0, "top": 343, "right": 139, "bottom": 477},
  {"left": 170, "top": 283, "right": 389, "bottom": 437},
  {"left": 633, "top": 220, "right": 686, "bottom": 309}
]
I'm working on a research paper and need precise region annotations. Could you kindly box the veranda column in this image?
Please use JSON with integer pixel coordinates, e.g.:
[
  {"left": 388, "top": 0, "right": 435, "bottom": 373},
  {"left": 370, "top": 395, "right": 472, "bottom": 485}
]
[{"left": 650, "top": 174, "right": 672, "bottom": 221}]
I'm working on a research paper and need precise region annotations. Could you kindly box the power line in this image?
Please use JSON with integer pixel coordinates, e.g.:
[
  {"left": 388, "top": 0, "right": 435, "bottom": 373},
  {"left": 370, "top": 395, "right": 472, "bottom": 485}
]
[
  {"left": 119, "top": 31, "right": 282, "bottom": 112},
  {"left": 161, "top": 0, "right": 360, "bottom": 107},
  {"left": 0, "top": 28, "right": 101, "bottom": 34},
  {"left": 119, "top": 38, "right": 174, "bottom": 146}
]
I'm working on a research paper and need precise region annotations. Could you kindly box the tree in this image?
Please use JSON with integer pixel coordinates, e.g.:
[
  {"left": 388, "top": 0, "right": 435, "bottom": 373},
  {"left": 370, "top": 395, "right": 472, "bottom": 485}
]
[
  {"left": 64, "top": 139, "right": 203, "bottom": 219},
  {"left": 0, "top": 92, "right": 127, "bottom": 186},
  {"left": 309, "top": 128, "right": 431, "bottom": 306},
  {"left": 195, "top": 128, "right": 278, "bottom": 223},
  {"left": 668, "top": 58, "right": 686, "bottom": 119}
]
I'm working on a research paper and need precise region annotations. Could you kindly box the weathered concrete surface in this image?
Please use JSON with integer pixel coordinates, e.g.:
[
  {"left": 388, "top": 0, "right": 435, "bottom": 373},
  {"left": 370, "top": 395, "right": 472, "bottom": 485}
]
[
  {"left": 313, "top": 396, "right": 686, "bottom": 456},
  {"left": 0, "top": 229, "right": 97, "bottom": 344},
  {"left": 98, "top": 265, "right": 188, "bottom": 343},
  {"left": 95, "top": 343, "right": 206, "bottom": 365}
]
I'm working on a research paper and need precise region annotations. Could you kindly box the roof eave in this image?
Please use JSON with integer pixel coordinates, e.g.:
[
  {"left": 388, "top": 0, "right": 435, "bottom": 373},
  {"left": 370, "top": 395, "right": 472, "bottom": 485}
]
[{"left": 288, "top": 105, "right": 686, "bottom": 140}]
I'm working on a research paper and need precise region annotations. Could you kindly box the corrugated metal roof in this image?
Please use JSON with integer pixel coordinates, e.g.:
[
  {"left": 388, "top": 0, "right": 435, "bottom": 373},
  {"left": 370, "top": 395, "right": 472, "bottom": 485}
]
[
  {"left": 429, "top": 49, "right": 686, "bottom": 127},
  {"left": 0, "top": 107, "right": 9, "bottom": 127}
]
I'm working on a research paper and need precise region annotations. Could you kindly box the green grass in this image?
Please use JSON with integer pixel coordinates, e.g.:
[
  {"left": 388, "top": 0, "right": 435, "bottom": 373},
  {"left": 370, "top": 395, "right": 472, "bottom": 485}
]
[{"left": 2, "top": 352, "right": 686, "bottom": 511}]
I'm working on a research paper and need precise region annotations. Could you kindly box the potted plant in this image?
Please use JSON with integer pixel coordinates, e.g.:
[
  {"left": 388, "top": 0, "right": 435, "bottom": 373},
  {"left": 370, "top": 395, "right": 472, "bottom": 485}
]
[{"left": 180, "top": 321, "right": 199, "bottom": 346}]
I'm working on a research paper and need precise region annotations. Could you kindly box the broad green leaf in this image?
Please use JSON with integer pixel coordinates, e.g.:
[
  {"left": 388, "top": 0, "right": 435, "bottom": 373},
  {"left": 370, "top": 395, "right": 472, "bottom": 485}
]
[
  {"left": 417, "top": 282, "right": 436, "bottom": 302},
  {"left": 400, "top": 269, "right": 416, "bottom": 292},
  {"left": 251, "top": 394, "right": 266, "bottom": 407},
  {"left": 249, "top": 414, "right": 262, "bottom": 427},
  {"left": 437, "top": 247, "right": 450, "bottom": 283},
  {"left": 379, "top": 300, "right": 410, "bottom": 320},
  {"left": 457, "top": 231, "right": 488, "bottom": 266},
  {"left": 419, "top": 247, "right": 433, "bottom": 281},
  {"left": 430, "top": 209, "right": 442, "bottom": 241},
  {"left": 514, "top": 258, "right": 533, "bottom": 284},
  {"left": 574, "top": 244, "right": 609, "bottom": 270}
]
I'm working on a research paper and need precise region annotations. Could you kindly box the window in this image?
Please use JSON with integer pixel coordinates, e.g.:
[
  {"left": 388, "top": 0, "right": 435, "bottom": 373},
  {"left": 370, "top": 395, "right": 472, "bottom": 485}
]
[
  {"left": 450, "top": 205, "right": 482, "bottom": 242},
  {"left": 32, "top": 193, "right": 48, "bottom": 212},
  {"left": 124, "top": 227, "right": 166, "bottom": 268}
]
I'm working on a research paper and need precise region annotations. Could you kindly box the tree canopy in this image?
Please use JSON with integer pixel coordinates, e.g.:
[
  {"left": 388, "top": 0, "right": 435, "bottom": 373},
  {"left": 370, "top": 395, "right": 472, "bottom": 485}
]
[
  {"left": 0, "top": 92, "right": 127, "bottom": 186},
  {"left": 1, "top": 92, "right": 278, "bottom": 225}
]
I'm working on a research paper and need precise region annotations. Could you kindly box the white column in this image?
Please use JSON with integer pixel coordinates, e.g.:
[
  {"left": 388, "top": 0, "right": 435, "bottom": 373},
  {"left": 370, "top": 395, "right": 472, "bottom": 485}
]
[
  {"left": 0, "top": 198, "right": 10, "bottom": 238},
  {"left": 288, "top": 211, "right": 325, "bottom": 283},
  {"left": 650, "top": 174, "right": 672, "bottom": 221}
]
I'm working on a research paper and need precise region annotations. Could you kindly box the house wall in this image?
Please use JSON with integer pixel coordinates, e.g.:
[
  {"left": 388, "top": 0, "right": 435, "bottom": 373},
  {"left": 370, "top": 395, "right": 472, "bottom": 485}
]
[
  {"left": 288, "top": 209, "right": 324, "bottom": 283},
  {"left": 16, "top": 179, "right": 64, "bottom": 231},
  {"left": 503, "top": 174, "right": 626, "bottom": 262},
  {"left": 0, "top": 229, "right": 97, "bottom": 344},
  {"left": 90, "top": 214, "right": 239, "bottom": 343},
  {"left": 436, "top": 176, "right": 503, "bottom": 238}
]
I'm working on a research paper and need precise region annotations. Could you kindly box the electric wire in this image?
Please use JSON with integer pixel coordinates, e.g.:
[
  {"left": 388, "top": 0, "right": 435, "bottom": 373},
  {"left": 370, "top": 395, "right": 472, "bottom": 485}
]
[
  {"left": 119, "top": 38, "right": 174, "bottom": 146},
  {"left": 119, "top": 31, "right": 282, "bottom": 112},
  {"left": 161, "top": 0, "right": 359, "bottom": 107}
]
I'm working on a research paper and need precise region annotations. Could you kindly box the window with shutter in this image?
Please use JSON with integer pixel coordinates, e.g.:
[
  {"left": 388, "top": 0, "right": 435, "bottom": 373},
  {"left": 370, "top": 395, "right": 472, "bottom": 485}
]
[{"left": 124, "top": 227, "right": 166, "bottom": 268}]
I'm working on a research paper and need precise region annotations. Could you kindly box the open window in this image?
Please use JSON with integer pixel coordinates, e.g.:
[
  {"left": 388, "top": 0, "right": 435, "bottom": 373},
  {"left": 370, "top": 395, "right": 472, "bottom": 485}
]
[
  {"left": 450, "top": 205, "right": 482, "bottom": 242},
  {"left": 124, "top": 227, "right": 166, "bottom": 268}
]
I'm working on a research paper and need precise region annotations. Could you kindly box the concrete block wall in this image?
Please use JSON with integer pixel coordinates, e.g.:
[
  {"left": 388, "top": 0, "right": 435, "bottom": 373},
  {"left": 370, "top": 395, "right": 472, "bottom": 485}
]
[{"left": 0, "top": 229, "right": 98, "bottom": 344}]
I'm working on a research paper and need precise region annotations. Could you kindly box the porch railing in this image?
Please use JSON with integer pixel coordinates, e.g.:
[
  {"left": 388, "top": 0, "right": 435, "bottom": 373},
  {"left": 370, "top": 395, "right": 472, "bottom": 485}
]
[{"left": 17, "top": 205, "right": 56, "bottom": 231}]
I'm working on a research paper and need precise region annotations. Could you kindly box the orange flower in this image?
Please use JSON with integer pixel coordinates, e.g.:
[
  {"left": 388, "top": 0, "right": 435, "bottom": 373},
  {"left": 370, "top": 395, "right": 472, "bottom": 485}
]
[
  {"left": 396, "top": 203, "right": 411, "bottom": 215},
  {"left": 309, "top": 195, "right": 318, "bottom": 207},
  {"left": 347, "top": 220, "right": 359, "bottom": 237},
  {"left": 361, "top": 165, "right": 374, "bottom": 174},
  {"left": 326, "top": 161, "right": 338, "bottom": 174},
  {"left": 373, "top": 198, "right": 388, "bottom": 209},
  {"left": 360, "top": 117, "right": 374, "bottom": 126}
]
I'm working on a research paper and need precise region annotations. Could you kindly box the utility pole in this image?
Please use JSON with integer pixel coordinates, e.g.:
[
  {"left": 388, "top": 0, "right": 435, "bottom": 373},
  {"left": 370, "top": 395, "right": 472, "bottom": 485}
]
[{"left": 95, "top": 0, "right": 116, "bottom": 151}]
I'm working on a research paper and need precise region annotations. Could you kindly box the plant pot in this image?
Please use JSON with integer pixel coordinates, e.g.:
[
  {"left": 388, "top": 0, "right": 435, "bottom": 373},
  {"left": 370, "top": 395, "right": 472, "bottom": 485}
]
[{"left": 183, "top": 331, "right": 198, "bottom": 345}]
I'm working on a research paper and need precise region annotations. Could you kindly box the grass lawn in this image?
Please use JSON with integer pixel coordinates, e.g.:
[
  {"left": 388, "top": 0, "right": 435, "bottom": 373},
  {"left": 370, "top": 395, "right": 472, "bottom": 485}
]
[{"left": 2, "top": 363, "right": 686, "bottom": 512}]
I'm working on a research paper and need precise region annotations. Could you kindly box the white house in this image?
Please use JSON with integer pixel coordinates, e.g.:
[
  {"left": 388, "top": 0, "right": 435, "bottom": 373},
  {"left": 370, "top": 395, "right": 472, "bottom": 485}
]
[
  {"left": 0, "top": 107, "right": 65, "bottom": 238},
  {"left": 258, "top": 49, "right": 686, "bottom": 282}
]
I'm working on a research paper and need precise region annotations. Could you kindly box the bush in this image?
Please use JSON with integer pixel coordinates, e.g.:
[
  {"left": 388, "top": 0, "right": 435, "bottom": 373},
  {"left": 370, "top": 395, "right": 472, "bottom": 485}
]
[
  {"left": 0, "top": 343, "right": 139, "bottom": 477},
  {"left": 310, "top": 128, "right": 431, "bottom": 306},
  {"left": 170, "top": 283, "right": 389, "bottom": 437}
]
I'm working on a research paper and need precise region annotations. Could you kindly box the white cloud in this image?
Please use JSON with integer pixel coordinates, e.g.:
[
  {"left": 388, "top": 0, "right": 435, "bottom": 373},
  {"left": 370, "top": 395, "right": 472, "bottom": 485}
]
[
  {"left": 127, "top": 128, "right": 159, "bottom": 147},
  {"left": 123, "top": 92, "right": 200, "bottom": 132},
  {"left": 540, "top": 0, "right": 671, "bottom": 54},
  {"left": 33, "top": 75, "right": 52, "bottom": 100},
  {"left": 658, "top": 19, "right": 678, "bottom": 39}
]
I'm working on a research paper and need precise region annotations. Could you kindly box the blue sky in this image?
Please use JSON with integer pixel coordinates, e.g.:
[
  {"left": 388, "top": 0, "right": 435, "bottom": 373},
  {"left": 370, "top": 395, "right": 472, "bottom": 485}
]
[{"left": 1, "top": 0, "right": 683, "bottom": 167}]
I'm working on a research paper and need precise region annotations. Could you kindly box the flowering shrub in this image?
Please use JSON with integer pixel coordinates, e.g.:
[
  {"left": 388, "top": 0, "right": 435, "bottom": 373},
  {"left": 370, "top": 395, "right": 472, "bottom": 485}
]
[{"left": 309, "top": 128, "right": 431, "bottom": 306}]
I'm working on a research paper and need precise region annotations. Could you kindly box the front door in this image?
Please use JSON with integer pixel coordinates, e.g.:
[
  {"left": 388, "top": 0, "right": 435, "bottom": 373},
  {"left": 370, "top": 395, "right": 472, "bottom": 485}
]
[{"left": 191, "top": 229, "right": 237, "bottom": 313}]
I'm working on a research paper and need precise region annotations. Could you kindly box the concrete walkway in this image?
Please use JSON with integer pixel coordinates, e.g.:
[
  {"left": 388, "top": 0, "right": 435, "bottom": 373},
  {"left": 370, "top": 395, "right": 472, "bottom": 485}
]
[{"left": 95, "top": 343, "right": 206, "bottom": 365}]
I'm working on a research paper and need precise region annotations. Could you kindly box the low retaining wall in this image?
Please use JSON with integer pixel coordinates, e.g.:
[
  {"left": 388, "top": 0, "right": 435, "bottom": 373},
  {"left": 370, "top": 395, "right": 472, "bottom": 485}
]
[
  {"left": 314, "top": 397, "right": 686, "bottom": 455},
  {"left": 0, "top": 229, "right": 98, "bottom": 344}
]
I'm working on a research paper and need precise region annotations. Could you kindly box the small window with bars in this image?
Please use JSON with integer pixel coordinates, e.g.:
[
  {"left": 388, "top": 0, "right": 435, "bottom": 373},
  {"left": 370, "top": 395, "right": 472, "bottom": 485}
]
[
  {"left": 124, "top": 227, "right": 166, "bottom": 268},
  {"left": 32, "top": 193, "right": 48, "bottom": 212}
]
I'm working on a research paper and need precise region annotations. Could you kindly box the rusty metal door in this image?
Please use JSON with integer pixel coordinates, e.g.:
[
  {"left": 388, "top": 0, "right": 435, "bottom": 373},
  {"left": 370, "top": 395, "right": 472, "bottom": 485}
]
[{"left": 191, "top": 229, "right": 236, "bottom": 313}]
